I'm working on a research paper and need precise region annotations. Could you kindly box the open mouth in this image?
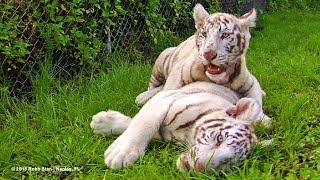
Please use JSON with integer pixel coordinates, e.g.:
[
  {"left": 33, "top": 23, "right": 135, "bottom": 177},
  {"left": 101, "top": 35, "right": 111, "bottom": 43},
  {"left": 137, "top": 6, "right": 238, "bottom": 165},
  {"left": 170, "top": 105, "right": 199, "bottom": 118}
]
[{"left": 207, "top": 63, "right": 224, "bottom": 75}]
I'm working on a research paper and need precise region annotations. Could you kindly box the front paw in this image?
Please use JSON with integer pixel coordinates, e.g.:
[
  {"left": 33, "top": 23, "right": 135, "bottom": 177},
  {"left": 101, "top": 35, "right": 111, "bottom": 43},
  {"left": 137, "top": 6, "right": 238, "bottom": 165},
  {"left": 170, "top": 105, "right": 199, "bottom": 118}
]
[
  {"left": 135, "top": 91, "right": 150, "bottom": 106},
  {"left": 135, "top": 86, "right": 164, "bottom": 106},
  {"left": 91, "top": 110, "right": 128, "bottom": 136},
  {"left": 258, "top": 114, "right": 272, "bottom": 129},
  {"left": 104, "top": 134, "right": 145, "bottom": 169}
]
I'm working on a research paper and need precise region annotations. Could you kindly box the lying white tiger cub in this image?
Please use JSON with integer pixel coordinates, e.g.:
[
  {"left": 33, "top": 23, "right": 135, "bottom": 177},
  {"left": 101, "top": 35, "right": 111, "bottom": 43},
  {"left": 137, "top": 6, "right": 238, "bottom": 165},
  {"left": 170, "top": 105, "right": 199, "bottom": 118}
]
[{"left": 91, "top": 82, "right": 264, "bottom": 172}]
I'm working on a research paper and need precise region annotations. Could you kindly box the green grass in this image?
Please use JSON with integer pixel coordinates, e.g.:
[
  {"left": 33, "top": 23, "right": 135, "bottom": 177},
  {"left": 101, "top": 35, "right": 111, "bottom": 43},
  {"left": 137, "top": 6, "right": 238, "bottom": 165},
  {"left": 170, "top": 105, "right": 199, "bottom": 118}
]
[{"left": 1, "top": 9, "right": 320, "bottom": 179}]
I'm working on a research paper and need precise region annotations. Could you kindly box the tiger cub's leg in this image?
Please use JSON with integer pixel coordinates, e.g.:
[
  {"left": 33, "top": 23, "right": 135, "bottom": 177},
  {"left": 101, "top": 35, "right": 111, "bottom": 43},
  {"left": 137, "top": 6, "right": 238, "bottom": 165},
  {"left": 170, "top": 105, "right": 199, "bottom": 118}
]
[
  {"left": 105, "top": 91, "right": 179, "bottom": 169},
  {"left": 135, "top": 85, "right": 163, "bottom": 106},
  {"left": 91, "top": 110, "right": 131, "bottom": 136},
  {"left": 135, "top": 47, "right": 175, "bottom": 106},
  {"left": 241, "top": 76, "right": 271, "bottom": 128}
]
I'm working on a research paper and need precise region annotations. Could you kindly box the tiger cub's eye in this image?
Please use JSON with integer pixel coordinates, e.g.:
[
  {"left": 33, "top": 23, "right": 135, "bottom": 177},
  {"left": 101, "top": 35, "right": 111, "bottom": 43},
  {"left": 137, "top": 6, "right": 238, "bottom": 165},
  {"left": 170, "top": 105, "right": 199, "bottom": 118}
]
[
  {"left": 217, "top": 134, "right": 224, "bottom": 143},
  {"left": 202, "top": 31, "right": 207, "bottom": 37},
  {"left": 221, "top": 32, "right": 230, "bottom": 39}
]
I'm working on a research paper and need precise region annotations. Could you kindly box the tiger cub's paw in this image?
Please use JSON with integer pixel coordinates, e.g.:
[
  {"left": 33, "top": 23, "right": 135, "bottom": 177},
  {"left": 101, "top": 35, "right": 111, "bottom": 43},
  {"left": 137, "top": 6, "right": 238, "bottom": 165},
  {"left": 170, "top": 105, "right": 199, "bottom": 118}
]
[
  {"left": 259, "top": 114, "right": 272, "bottom": 129},
  {"left": 104, "top": 134, "right": 145, "bottom": 169},
  {"left": 135, "top": 86, "right": 164, "bottom": 106},
  {"left": 135, "top": 91, "right": 151, "bottom": 106},
  {"left": 259, "top": 139, "right": 274, "bottom": 147},
  {"left": 90, "top": 110, "right": 129, "bottom": 136}
]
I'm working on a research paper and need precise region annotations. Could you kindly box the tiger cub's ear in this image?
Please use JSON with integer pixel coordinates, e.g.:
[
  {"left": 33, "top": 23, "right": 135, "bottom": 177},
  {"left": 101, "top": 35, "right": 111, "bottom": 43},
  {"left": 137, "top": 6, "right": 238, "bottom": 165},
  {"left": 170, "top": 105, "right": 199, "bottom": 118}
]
[
  {"left": 226, "top": 98, "right": 261, "bottom": 123},
  {"left": 239, "top": 8, "right": 257, "bottom": 29},
  {"left": 193, "top": 3, "right": 209, "bottom": 30}
]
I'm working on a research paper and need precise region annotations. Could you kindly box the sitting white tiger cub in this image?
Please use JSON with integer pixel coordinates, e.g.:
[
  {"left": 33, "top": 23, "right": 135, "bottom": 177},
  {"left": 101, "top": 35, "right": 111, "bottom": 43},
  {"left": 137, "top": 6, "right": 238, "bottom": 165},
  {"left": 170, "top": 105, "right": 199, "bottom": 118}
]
[
  {"left": 91, "top": 82, "right": 267, "bottom": 172},
  {"left": 135, "top": 4, "right": 270, "bottom": 126}
]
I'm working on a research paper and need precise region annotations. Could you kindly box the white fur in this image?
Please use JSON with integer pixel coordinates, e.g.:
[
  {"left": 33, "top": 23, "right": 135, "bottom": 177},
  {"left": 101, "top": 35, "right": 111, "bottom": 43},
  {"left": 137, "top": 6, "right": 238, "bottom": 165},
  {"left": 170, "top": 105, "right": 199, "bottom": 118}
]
[
  {"left": 91, "top": 111, "right": 130, "bottom": 136},
  {"left": 135, "top": 6, "right": 271, "bottom": 128},
  {"left": 91, "top": 82, "right": 265, "bottom": 171},
  {"left": 92, "top": 4, "right": 271, "bottom": 172}
]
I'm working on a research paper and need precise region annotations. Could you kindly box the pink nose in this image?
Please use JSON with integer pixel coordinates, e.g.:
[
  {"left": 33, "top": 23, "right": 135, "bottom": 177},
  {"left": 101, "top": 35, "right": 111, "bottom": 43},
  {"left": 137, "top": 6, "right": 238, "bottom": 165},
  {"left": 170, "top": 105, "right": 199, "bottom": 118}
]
[{"left": 203, "top": 51, "right": 217, "bottom": 61}]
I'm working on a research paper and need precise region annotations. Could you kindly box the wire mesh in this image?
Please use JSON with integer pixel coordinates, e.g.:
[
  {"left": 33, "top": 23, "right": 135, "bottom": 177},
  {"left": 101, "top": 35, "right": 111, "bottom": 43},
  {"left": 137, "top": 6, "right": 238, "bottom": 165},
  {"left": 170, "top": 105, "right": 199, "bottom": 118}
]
[{"left": 0, "top": 0, "right": 267, "bottom": 96}]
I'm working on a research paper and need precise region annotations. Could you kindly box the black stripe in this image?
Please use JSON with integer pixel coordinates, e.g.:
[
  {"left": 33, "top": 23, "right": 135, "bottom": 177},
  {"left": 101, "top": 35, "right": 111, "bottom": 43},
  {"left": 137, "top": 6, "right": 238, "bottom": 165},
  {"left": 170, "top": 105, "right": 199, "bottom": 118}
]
[
  {"left": 228, "top": 135, "right": 239, "bottom": 139},
  {"left": 162, "top": 93, "right": 189, "bottom": 124},
  {"left": 175, "top": 120, "right": 197, "bottom": 130},
  {"left": 240, "top": 82, "right": 254, "bottom": 96},
  {"left": 229, "top": 45, "right": 235, "bottom": 53},
  {"left": 241, "top": 40, "right": 246, "bottom": 54},
  {"left": 189, "top": 64, "right": 195, "bottom": 82},
  {"left": 163, "top": 52, "right": 173, "bottom": 76},
  {"left": 222, "top": 21, "right": 227, "bottom": 27},
  {"left": 202, "top": 133, "right": 206, "bottom": 138},
  {"left": 243, "top": 144, "right": 248, "bottom": 151},
  {"left": 220, "top": 125, "right": 233, "bottom": 130},
  {"left": 165, "top": 107, "right": 186, "bottom": 126},
  {"left": 228, "top": 61, "right": 241, "bottom": 84},
  {"left": 236, "top": 33, "right": 241, "bottom": 48},
  {"left": 235, "top": 132, "right": 243, "bottom": 137},
  {"left": 158, "top": 126, "right": 166, "bottom": 142},
  {"left": 237, "top": 139, "right": 246, "bottom": 146},
  {"left": 197, "top": 138, "right": 205, "bottom": 145},
  {"left": 235, "top": 83, "right": 245, "bottom": 92},
  {"left": 159, "top": 99, "right": 189, "bottom": 142},
  {"left": 195, "top": 32, "right": 201, "bottom": 48},
  {"left": 233, "top": 25, "right": 237, "bottom": 31},
  {"left": 175, "top": 108, "right": 217, "bottom": 130},
  {"left": 165, "top": 102, "right": 208, "bottom": 126},
  {"left": 181, "top": 155, "right": 192, "bottom": 170},
  {"left": 206, "top": 123, "right": 223, "bottom": 129},
  {"left": 245, "top": 133, "right": 253, "bottom": 140},
  {"left": 150, "top": 75, "right": 164, "bottom": 87},
  {"left": 203, "top": 118, "right": 226, "bottom": 124},
  {"left": 227, "top": 140, "right": 237, "bottom": 145}
]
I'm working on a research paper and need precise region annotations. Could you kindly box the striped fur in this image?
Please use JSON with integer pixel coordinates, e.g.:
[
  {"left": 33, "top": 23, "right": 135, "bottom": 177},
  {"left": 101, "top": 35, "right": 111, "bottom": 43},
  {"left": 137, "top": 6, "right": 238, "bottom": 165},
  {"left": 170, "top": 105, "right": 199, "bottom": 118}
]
[
  {"left": 91, "top": 82, "right": 261, "bottom": 172},
  {"left": 135, "top": 4, "right": 266, "bottom": 120},
  {"left": 90, "top": 4, "right": 270, "bottom": 173}
]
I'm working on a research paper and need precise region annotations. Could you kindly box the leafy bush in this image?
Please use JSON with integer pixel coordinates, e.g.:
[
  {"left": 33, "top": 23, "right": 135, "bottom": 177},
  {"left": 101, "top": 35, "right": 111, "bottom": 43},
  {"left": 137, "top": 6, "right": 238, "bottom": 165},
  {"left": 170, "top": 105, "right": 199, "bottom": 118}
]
[
  {"left": 6, "top": 0, "right": 311, "bottom": 95},
  {"left": 0, "top": 0, "right": 200, "bottom": 95},
  {"left": 0, "top": 3, "right": 30, "bottom": 69},
  {"left": 0, "top": 1, "right": 200, "bottom": 72}
]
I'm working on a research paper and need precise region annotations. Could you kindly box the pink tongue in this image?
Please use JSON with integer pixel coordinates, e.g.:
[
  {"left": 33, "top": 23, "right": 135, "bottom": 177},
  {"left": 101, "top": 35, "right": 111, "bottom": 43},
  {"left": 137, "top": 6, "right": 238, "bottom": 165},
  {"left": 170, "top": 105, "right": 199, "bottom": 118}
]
[{"left": 207, "top": 64, "right": 222, "bottom": 75}]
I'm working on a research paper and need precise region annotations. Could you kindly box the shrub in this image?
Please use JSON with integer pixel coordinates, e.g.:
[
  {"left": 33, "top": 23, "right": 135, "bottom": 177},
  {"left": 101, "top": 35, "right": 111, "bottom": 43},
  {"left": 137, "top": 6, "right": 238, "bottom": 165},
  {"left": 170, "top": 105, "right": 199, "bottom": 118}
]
[{"left": 5, "top": 0, "right": 316, "bottom": 95}]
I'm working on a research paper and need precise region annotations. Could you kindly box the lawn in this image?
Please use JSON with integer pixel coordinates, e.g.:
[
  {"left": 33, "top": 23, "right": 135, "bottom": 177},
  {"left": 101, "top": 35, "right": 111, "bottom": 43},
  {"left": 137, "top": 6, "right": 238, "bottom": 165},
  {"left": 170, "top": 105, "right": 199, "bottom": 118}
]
[{"left": 1, "top": 9, "right": 320, "bottom": 179}]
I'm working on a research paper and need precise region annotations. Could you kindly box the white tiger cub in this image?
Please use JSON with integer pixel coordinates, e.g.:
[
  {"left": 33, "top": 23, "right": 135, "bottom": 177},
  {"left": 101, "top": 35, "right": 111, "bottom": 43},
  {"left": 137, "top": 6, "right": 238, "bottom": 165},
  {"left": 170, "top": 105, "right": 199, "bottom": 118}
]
[
  {"left": 135, "top": 4, "right": 270, "bottom": 126},
  {"left": 91, "top": 82, "right": 266, "bottom": 172}
]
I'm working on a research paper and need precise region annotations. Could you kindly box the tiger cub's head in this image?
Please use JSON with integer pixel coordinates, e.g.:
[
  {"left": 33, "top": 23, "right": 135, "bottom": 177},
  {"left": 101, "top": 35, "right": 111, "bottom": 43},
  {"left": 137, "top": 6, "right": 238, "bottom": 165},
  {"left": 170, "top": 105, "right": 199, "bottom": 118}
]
[
  {"left": 194, "top": 4, "right": 257, "bottom": 84},
  {"left": 177, "top": 98, "right": 260, "bottom": 172}
]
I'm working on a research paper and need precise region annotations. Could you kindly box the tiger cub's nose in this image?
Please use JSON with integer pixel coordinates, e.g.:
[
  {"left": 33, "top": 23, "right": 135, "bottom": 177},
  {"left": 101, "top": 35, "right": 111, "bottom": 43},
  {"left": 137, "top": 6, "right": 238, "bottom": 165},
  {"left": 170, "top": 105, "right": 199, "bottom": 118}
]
[{"left": 204, "top": 50, "right": 217, "bottom": 61}]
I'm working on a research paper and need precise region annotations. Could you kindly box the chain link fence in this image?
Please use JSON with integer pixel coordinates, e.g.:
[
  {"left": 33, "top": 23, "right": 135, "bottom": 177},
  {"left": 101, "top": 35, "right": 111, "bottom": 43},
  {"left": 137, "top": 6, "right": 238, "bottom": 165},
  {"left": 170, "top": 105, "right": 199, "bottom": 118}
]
[{"left": 0, "top": 0, "right": 267, "bottom": 96}]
